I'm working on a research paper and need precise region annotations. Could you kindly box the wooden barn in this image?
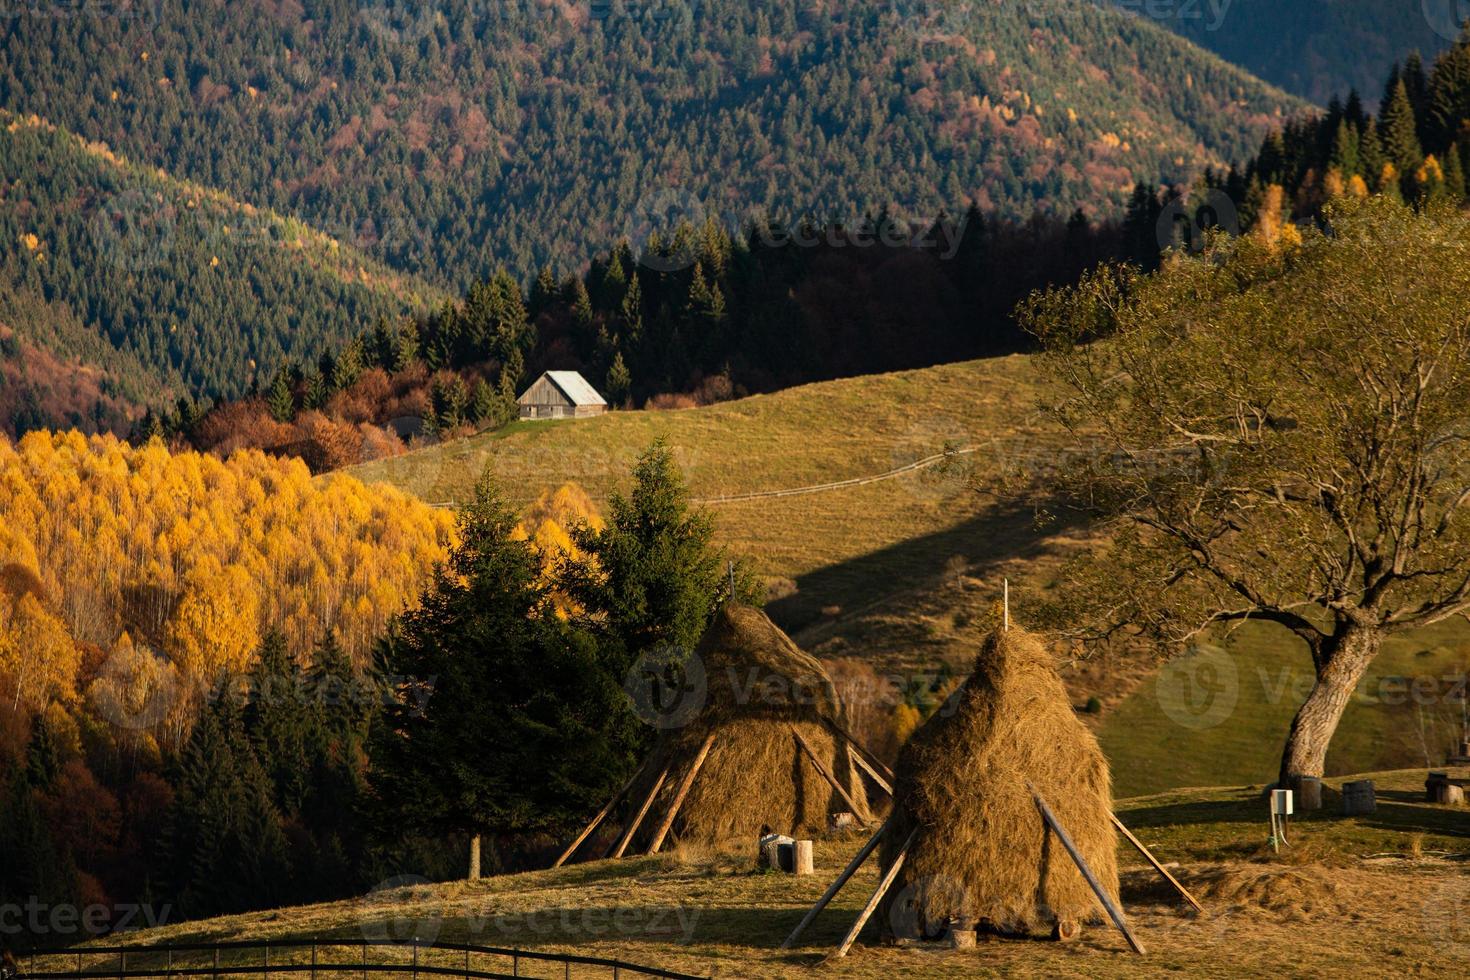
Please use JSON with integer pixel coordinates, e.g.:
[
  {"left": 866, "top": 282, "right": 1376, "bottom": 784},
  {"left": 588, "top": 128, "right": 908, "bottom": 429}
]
[{"left": 517, "top": 371, "right": 609, "bottom": 420}]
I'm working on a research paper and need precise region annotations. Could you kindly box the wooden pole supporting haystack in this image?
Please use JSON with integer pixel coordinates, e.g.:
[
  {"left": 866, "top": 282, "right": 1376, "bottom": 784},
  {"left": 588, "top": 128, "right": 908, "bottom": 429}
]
[
  {"left": 781, "top": 815, "right": 893, "bottom": 949},
  {"left": 847, "top": 743, "right": 893, "bottom": 797},
  {"left": 1110, "top": 814, "right": 1203, "bottom": 913},
  {"left": 608, "top": 763, "right": 671, "bottom": 859},
  {"left": 646, "top": 732, "right": 717, "bottom": 854},
  {"left": 1031, "top": 787, "right": 1144, "bottom": 955},
  {"left": 825, "top": 828, "right": 918, "bottom": 961},
  {"left": 791, "top": 726, "right": 867, "bottom": 822},
  {"left": 552, "top": 761, "right": 647, "bottom": 868},
  {"left": 818, "top": 717, "right": 895, "bottom": 783}
]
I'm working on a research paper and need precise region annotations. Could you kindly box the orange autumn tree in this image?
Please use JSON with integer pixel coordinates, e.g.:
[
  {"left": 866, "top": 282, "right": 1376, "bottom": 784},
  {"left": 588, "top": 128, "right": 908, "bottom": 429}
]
[
  {"left": 0, "top": 430, "right": 455, "bottom": 747},
  {"left": 511, "top": 482, "right": 604, "bottom": 617}
]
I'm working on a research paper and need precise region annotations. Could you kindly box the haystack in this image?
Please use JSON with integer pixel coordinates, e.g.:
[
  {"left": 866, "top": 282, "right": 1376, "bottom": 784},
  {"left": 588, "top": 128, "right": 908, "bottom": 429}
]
[
  {"left": 877, "top": 625, "right": 1118, "bottom": 938},
  {"left": 626, "top": 604, "right": 874, "bottom": 849}
]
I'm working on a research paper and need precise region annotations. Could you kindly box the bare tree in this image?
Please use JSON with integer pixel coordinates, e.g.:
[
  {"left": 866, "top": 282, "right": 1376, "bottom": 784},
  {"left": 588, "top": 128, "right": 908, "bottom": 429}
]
[{"left": 1024, "top": 199, "right": 1470, "bottom": 785}]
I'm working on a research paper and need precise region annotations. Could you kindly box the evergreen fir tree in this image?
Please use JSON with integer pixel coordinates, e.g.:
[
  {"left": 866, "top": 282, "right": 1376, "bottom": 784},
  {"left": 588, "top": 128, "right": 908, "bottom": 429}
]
[
  {"left": 1380, "top": 78, "right": 1425, "bottom": 176},
  {"left": 266, "top": 369, "right": 295, "bottom": 423},
  {"left": 392, "top": 321, "right": 420, "bottom": 373},
  {"left": 368, "top": 477, "right": 636, "bottom": 878},
  {"left": 1328, "top": 120, "right": 1360, "bottom": 177},
  {"left": 606, "top": 351, "right": 632, "bottom": 407},
  {"left": 1358, "top": 119, "right": 1387, "bottom": 191}
]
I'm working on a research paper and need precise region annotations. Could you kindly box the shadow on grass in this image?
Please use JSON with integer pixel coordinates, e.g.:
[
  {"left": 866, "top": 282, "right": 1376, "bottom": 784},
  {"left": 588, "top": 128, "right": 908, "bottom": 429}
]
[{"left": 767, "top": 497, "right": 1081, "bottom": 634}]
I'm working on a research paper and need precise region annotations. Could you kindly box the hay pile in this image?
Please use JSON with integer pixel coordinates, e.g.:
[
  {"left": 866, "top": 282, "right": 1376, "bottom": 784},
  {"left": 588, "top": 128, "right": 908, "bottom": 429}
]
[
  {"left": 629, "top": 604, "right": 871, "bottom": 848},
  {"left": 879, "top": 625, "right": 1118, "bottom": 938},
  {"left": 1192, "top": 864, "right": 1345, "bottom": 920}
]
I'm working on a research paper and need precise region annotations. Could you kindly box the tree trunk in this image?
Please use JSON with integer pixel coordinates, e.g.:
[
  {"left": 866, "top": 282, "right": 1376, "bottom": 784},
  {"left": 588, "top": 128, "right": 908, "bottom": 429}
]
[
  {"left": 468, "top": 834, "right": 481, "bottom": 881},
  {"left": 1278, "top": 623, "right": 1382, "bottom": 785}
]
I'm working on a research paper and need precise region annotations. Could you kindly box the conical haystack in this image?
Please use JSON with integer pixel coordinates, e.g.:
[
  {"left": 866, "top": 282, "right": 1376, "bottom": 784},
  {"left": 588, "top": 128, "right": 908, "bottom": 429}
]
[
  {"left": 629, "top": 604, "right": 872, "bottom": 848},
  {"left": 878, "top": 625, "right": 1117, "bottom": 938}
]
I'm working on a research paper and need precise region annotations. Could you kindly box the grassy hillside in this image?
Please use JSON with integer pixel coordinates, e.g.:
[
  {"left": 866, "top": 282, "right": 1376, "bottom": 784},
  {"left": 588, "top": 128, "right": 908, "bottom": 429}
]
[
  {"left": 351, "top": 355, "right": 1072, "bottom": 630},
  {"left": 354, "top": 355, "right": 1470, "bottom": 796},
  {"left": 2, "top": 0, "right": 1303, "bottom": 286},
  {"left": 42, "top": 767, "right": 1470, "bottom": 978},
  {"left": 0, "top": 112, "right": 444, "bottom": 428}
]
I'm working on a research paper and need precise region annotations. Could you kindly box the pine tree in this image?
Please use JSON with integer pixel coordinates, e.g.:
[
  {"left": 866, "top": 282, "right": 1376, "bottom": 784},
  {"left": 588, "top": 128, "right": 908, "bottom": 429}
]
[
  {"left": 606, "top": 351, "right": 632, "bottom": 407},
  {"left": 565, "top": 440, "right": 747, "bottom": 672},
  {"left": 1447, "top": 143, "right": 1468, "bottom": 200},
  {"left": 469, "top": 379, "right": 498, "bottom": 425},
  {"left": 1358, "top": 119, "right": 1387, "bottom": 191},
  {"left": 392, "top": 321, "right": 420, "bottom": 373},
  {"left": 1380, "top": 78, "right": 1424, "bottom": 177},
  {"left": 530, "top": 265, "right": 557, "bottom": 318},
  {"left": 1328, "top": 120, "right": 1360, "bottom": 177},
  {"left": 1428, "top": 34, "right": 1470, "bottom": 151},
  {"left": 245, "top": 631, "right": 311, "bottom": 815},
  {"left": 266, "top": 369, "right": 295, "bottom": 423},
  {"left": 332, "top": 336, "right": 366, "bottom": 391},
  {"left": 369, "top": 477, "right": 636, "bottom": 878}
]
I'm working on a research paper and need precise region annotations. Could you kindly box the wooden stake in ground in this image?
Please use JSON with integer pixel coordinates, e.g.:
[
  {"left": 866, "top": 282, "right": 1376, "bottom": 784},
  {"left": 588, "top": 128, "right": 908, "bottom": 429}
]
[
  {"left": 847, "top": 743, "right": 893, "bottom": 797},
  {"left": 1031, "top": 787, "right": 1144, "bottom": 955},
  {"left": 608, "top": 763, "right": 671, "bottom": 859},
  {"left": 781, "top": 815, "right": 893, "bottom": 949},
  {"left": 552, "top": 762, "right": 647, "bottom": 868},
  {"left": 790, "top": 726, "right": 867, "bottom": 822},
  {"left": 646, "top": 732, "right": 717, "bottom": 854},
  {"left": 1110, "top": 814, "right": 1203, "bottom": 913},
  {"left": 825, "top": 828, "right": 918, "bottom": 961}
]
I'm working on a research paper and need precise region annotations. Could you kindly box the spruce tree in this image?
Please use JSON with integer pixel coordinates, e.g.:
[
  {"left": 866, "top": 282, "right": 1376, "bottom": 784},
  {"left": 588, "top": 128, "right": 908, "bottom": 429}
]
[
  {"left": 1428, "top": 34, "right": 1470, "bottom": 151},
  {"left": 266, "top": 370, "right": 295, "bottom": 423},
  {"left": 1358, "top": 119, "right": 1387, "bottom": 191},
  {"left": 1380, "top": 78, "right": 1424, "bottom": 177},
  {"left": 606, "top": 351, "right": 632, "bottom": 407},
  {"left": 565, "top": 439, "right": 749, "bottom": 672},
  {"left": 369, "top": 477, "right": 636, "bottom": 878},
  {"left": 1328, "top": 120, "right": 1360, "bottom": 177}
]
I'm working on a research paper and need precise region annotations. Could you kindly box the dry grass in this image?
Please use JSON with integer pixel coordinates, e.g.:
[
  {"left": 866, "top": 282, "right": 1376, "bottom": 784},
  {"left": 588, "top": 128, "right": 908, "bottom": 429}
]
[
  {"left": 60, "top": 769, "right": 1470, "bottom": 978},
  {"left": 881, "top": 627, "right": 1117, "bottom": 938}
]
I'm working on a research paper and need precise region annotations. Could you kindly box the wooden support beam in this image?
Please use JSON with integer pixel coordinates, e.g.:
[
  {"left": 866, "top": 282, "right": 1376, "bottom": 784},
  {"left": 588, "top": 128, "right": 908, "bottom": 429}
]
[
  {"left": 791, "top": 726, "right": 866, "bottom": 821},
  {"left": 552, "top": 761, "right": 646, "bottom": 868},
  {"left": 1110, "top": 814, "right": 1203, "bottom": 914},
  {"left": 819, "top": 717, "right": 894, "bottom": 782},
  {"left": 781, "top": 816, "right": 892, "bottom": 949},
  {"left": 1031, "top": 787, "right": 1145, "bottom": 955},
  {"left": 847, "top": 742, "right": 893, "bottom": 797},
  {"left": 825, "top": 828, "right": 918, "bottom": 961},
  {"left": 646, "top": 732, "right": 717, "bottom": 855},
  {"left": 608, "top": 763, "right": 670, "bottom": 859}
]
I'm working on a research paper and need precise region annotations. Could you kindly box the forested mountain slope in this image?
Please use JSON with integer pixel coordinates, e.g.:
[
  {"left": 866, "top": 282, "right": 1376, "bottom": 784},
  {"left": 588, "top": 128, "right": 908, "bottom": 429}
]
[
  {"left": 1111, "top": 0, "right": 1452, "bottom": 105},
  {"left": 1, "top": 0, "right": 1301, "bottom": 289},
  {"left": 0, "top": 112, "right": 442, "bottom": 426}
]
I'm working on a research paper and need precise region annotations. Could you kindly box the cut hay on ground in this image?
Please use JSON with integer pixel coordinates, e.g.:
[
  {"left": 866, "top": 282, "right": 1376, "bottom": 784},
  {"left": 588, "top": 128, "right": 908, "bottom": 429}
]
[
  {"left": 879, "top": 625, "right": 1118, "bottom": 938},
  {"left": 628, "top": 604, "right": 872, "bottom": 849},
  {"left": 1190, "top": 863, "right": 1346, "bottom": 920}
]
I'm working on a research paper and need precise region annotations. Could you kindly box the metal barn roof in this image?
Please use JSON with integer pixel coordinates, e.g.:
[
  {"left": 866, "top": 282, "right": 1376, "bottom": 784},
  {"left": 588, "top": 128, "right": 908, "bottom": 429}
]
[{"left": 519, "top": 370, "right": 608, "bottom": 407}]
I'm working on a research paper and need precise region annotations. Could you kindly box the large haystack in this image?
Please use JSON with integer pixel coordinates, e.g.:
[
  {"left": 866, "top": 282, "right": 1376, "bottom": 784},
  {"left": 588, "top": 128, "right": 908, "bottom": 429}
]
[
  {"left": 878, "top": 625, "right": 1117, "bottom": 938},
  {"left": 628, "top": 604, "right": 872, "bottom": 848}
]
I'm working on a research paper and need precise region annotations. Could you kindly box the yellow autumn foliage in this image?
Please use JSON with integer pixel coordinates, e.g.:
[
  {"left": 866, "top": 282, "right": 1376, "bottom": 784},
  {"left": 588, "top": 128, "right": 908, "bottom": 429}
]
[
  {"left": 510, "top": 482, "right": 603, "bottom": 617},
  {"left": 0, "top": 431, "right": 455, "bottom": 731}
]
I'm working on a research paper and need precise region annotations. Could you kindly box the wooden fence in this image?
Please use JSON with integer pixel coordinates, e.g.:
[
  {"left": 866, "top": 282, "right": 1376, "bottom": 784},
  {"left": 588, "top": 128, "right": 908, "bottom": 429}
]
[{"left": 19, "top": 938, "right": 709, "bottom": 980}]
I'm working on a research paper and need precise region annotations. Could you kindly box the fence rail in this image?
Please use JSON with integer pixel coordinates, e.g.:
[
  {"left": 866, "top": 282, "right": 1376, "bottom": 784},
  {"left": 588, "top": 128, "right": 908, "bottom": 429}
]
[{"left": 21, "top": 938, "right": 709, "bottom": 980}]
